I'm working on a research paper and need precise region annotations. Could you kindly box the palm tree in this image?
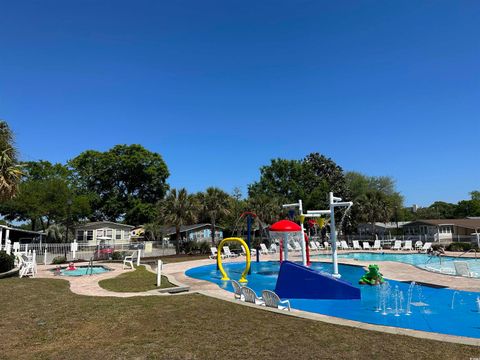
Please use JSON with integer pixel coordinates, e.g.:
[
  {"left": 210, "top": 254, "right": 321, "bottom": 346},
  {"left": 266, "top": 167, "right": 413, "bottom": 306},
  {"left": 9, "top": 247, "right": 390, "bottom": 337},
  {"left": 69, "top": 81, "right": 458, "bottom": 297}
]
[
  {"left": 198, "top": 187, "right": 230, "bottom": 245},
  {"left": 359, "top": 190, "right": 391, "bottom": 239},
  {"left": 158, "top": 188, "right": 198, "bottom": 254},
  {"left": 0, "top": 121, "right": 22, "bottom": 201}
]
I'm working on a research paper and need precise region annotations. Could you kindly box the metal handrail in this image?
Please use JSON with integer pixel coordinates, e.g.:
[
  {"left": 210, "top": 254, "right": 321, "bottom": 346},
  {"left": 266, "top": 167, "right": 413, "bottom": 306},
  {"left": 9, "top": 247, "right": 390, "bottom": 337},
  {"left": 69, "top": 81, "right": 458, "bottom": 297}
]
[{"left": 457, "top": 249, "right": 477, "bottom": 260}]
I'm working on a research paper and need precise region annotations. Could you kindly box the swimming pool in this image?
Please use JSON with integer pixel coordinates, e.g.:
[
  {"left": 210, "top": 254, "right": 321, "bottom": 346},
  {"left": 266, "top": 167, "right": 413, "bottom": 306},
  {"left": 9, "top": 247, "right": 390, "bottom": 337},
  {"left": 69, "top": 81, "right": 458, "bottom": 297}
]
[
  {"left": 316, "top": 253, "right": 480, "bottom": 277},
  {"left": 55, "top": 266, "right": 111, "bottom": 276},
  {"left": 186, "top": 261, "right": 480, "bottom": 338}
]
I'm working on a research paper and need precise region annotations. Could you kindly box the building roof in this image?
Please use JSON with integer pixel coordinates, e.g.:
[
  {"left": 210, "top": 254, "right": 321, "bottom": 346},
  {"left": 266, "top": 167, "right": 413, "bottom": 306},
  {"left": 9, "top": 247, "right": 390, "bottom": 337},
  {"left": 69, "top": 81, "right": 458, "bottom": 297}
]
[
  {"left": 160, "top": 223, "right": 222, "bottom": 236},
  {"left": 75, "top": 221, "right": 135, "bottom": 229},
  {"left": 358, "top": 222, "right": 411, "bottom": 229},
  {"left": 405, "top": 219, "right": 480, "bottom": 230}
]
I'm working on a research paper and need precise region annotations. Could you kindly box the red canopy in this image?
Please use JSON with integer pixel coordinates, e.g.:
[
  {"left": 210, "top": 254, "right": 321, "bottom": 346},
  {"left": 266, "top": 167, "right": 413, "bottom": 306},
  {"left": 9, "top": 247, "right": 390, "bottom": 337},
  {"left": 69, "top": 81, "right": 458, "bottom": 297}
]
[{"left": 269, "top": 220, "right": 301, "bottom": 232}]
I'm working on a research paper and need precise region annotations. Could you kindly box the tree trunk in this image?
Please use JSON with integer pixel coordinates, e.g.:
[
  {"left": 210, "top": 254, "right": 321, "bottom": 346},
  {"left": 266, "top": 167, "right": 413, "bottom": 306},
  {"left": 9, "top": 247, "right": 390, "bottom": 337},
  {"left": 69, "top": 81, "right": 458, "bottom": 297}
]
[
  {"left": 175, "top": 226, "right": 181, "bottom": 254},
  {"left": 211, "top": 220, "right": 216, "bottom": 245}
]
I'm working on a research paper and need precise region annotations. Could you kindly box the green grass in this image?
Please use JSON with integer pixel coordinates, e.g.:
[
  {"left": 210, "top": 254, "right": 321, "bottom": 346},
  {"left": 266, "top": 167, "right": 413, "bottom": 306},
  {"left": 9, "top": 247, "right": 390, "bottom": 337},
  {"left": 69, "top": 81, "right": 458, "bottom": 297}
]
[
  {"left": 144, "top": 254, "right": 209, "bottom": 264},
  {"left": 1, "top": 277, "right": 479, "bottom": 360},
  {"left": 98, "top": 265, "right": 175, "bottom": 292}
]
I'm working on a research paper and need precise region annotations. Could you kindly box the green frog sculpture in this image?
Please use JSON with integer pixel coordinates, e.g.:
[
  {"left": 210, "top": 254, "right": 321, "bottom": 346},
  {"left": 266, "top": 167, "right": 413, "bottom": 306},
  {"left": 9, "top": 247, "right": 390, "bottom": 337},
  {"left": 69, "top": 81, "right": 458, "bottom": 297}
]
[{"left": 359, "top": 264, "right": 384, "bottom": 285}]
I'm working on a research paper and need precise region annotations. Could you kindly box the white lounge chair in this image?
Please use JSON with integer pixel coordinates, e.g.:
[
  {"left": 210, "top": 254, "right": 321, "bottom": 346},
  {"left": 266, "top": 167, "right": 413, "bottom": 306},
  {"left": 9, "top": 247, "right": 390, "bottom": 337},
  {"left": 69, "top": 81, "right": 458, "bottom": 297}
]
[
  {"left": 231, "top": 280, "right": 244, "bottom": 300},
  {"left": 241, "top": 286, "right": 265, "bottom": 305},
  {"left": 373, "top": 240, "right": 382, "bottom": 250},
  {"left": 403, "top": 240, "right": 413, "bottom": 251},
  {"left": 340, "top": 241, "right": 351, "bottom": 250},
  {"left": 414, "top": 241, "right": 423, "bottom": 250},
  {"left": 323, "top": 242, "right": 331, "bottom": 250},
  {"left": 18, "top": 253, "right": 35, "bottom": 278},
  {"left": 293, "top": 241, "right": 302, "bottom": 252},
  {"left": 309, "top": 241, "right": 319, "bottom": 252},
  {"left": 262, "top": 290, "right": 291, "bottom": 311},
  {"left": 315, "top": 241, "right": 324, "bottom": 250},
  {"left": 287, "top": 243, "right": 295, "bottom": 252},
  {"left": 223, "top": 246, "right": 239, "bottom": 258},
  {"left": 363, "top": 242, "right": 371, "bottom": 250},
  {"left": 240, "top": 245, "right": 256, "bottom": 257},
  {"left": 269, "top": 244, "right": 277, "bottom": 253},
  {"left": 123, "top": 250, "right": 137, "bottom": 270},
  {"left": 454, "top": 261, "right": 479, "bottom": 278},
  {"left": 419, "top": 242, "right": 432, "bottom": 253},
  {"left": 353, "top": 241, "right": 362, "bottom": 250},
  {"left": 210, "top": 247, "right": 226, "bottom": 259},
  {"left": 392, "top": 240, "right": 402, "bottom": 251},
  {"left": 259, "top": 243, "right": 270, "bottom": 255}
]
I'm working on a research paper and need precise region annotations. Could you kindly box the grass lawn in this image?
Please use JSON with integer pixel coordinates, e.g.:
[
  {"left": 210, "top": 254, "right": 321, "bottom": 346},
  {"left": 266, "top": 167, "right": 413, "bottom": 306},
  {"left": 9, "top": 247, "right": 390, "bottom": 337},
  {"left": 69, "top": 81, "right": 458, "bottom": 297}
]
[
  {"left": 1, "top": 278, "right": 479, "bottom": 360},
  {"left": 144, "top": 254, "right": 209, "bottom": 264},
  {"left": 98, "top": 265, "right": 175, "bottom": 292}
]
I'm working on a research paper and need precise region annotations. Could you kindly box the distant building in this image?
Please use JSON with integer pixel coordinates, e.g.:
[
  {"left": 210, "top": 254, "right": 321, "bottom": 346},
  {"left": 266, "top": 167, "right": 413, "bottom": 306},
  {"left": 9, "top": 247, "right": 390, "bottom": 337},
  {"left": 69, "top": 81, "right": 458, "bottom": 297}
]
[
  {"left": 403, "top": 219, "right": 480, "bottom": 243},
  {"left": 160, "top": 223, "right": 223, "bottom": 243},
  {"left": 357, "top": 222, "right": 411, "bottom": 236},
  {"left": 74, "top": 221, "right": 134, "bottom": 243},
  {"left": 0, "top": 225, "right": 46, "bottom": 244}
]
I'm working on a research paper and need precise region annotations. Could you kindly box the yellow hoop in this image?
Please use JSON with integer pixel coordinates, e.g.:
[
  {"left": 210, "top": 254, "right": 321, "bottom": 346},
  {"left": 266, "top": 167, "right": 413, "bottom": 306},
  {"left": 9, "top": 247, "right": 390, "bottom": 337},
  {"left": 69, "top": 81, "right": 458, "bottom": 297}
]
[{"left": 217, "top": 237, "right": 251, "bottom": 283}]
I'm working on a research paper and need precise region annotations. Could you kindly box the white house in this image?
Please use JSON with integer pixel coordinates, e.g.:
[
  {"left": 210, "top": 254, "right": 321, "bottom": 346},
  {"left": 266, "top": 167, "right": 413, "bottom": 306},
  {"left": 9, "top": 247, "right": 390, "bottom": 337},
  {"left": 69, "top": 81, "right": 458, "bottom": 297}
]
[{"left": 74, "top": 221, "right": 134, "bottom": 243}]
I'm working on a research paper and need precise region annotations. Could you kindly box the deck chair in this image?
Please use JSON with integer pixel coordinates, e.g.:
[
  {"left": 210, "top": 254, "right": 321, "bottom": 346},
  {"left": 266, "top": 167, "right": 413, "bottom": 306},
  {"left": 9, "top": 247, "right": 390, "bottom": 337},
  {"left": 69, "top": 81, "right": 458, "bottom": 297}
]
[
  {"left": 419, "top": 242, "right": 432, "bottom": 253},
  {"left": 309, "top": 241, "right": 319, "bottom": 252},
  {"left": 293, "top": 241, "right": 302, "bottom": 252},
  {"left": 392, "top": 240, "right": 402, "bottom": 250},
  {"left": 123, "top": 250, "right": 137, "bottom": 269},
  {"left": 262, "top": 290, "right": 291, "bottom": 311},
  {"left": 210, "top": 247, "right": 225, "bottom": 259},
  {"left": 372, "top": 240, "right": 382, "bottom": 250},
  {"left": 269, "top": 244, "right": 277, "bottom": 253},
  {"left": 259, "top": 243, "right": 270, "bottom": 255},
  {"left": 363, "top": 242, "right": 371, "bottom": 250},
  {"left": 223, "top": 246, "right": 239, "bottom": 258},
  {"left": 340, "top": 241, "right": 351, "bottom": 250},
  {"left": 353, "top": 241, "right": 362, "bottom": 250},
  {"left": 403, "top": 240, "right": 413, "bottom": 251},
  {"left": 316, "top": 241, "right": 324, "bottom": 250},
  {"left": 19, "top": 254, "right": 35, "bottom": 278},
  {"left": 231, "top": 280, "right": 244, "bottom": 300},
  {"left": 287, "top": 243, "right": 295, "bottom": 252},
  {"left": 241, "top": 245, "right": 256, "bottom": 257},
  {"left": 454, "top": 261, "right": 479, "bottom": 278},
  {"left": 414, "top": 241, "right": 423, "bottom": 250},
  {"left": 323, "top": 242, "right": 331, "bottom": 250},
  {"left": 241, "top": 286, "right": 264, "bottom": 305}
]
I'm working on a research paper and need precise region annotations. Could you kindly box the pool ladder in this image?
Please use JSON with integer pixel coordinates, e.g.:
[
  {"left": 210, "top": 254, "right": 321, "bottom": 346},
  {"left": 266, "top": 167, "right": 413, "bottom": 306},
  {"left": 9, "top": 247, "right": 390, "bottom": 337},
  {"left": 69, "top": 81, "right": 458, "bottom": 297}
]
[
  {"left": 86, "top": 257, "right": 94, "bottom": 276},
  {"left": 458, "top": 249, "right": 477, "bottom": 260}
]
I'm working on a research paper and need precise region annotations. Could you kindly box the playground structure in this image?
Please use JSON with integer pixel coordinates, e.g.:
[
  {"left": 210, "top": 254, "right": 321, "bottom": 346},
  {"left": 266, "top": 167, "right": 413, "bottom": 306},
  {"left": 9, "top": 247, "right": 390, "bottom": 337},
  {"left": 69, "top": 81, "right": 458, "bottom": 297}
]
[{"left": 217, "top": 237, "right": 251, "bottom": 283}]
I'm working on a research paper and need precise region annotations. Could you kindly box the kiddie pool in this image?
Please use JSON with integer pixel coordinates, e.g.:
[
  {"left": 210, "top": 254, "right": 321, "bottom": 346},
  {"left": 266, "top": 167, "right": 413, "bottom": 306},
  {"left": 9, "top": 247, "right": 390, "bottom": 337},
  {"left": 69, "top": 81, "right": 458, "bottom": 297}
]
[
  {"left": 186, "top": 261, "right": 480, "bottom": 339},
  {"left": 53, "top": 266, "right": 111, "bottom": 277}
]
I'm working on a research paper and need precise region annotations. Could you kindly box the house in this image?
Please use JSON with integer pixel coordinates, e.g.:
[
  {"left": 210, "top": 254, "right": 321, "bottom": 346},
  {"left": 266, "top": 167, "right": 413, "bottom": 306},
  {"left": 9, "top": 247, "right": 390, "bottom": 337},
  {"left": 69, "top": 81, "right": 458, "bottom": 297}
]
[
  {"left": 357, "top": 222, "right": 411, "bottom": 236},
  {"left": 74, "top": 221, "right": 134, "bottom": 243},
  {"left": 402, "top": 219, "right": 480, "bottom": 243},
  {"left": 0, "top": 225, "right": 46, "bottom": 244},
  {"left": 160, "top": 223, "right": 223, "bottom": 243}
]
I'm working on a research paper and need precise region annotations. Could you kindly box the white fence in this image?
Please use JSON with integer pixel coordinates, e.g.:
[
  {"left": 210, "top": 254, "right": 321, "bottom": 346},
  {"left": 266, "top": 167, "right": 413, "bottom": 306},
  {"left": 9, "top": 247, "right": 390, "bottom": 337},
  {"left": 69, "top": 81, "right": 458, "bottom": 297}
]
[{"left": 2, "top": 241, "right": 176, "bottom": 264}]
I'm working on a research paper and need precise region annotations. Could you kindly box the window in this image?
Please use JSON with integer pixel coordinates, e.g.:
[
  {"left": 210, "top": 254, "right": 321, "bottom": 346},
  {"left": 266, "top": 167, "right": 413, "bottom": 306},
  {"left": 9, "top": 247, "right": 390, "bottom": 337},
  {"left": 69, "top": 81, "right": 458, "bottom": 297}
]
[
  {"left": 97, "top": 229, "right": 104, "bottom": 238},
  {"left": 76, "top": 230, "right": 84, "bottom": 241},
  {"left": 106, "top": 229, "right": 113, "bottom": 238},
  {"left": 124, "top": 230, "right": 130, "bottom": 240},
  {"left": 116, "top": 230, "right": 122, "bottom": 240},
  {"left": 86, "top": 230, "right": 93, "bottom": 241}
]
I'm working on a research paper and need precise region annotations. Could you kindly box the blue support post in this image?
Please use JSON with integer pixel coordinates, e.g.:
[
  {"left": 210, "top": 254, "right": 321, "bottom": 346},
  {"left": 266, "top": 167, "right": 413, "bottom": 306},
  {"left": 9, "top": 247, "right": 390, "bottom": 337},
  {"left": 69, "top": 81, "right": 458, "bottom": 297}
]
[{"left": 247, "top": 214, "right": 252, "bottom": 274}]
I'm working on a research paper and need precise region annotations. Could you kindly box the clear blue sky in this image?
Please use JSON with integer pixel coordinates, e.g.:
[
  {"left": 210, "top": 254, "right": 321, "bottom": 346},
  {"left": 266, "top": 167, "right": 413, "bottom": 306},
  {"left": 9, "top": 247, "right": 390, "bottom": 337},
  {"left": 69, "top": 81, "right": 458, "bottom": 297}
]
[{"left": 1, "top": 1, "right": 479, "bottom": 206}]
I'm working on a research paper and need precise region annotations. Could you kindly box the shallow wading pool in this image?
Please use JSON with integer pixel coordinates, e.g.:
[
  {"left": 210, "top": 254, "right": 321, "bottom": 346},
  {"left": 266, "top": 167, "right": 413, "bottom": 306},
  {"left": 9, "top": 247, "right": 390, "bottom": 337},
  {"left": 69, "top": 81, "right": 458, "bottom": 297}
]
[{"left": 186, "top": 261, "right": 480, "bottom": 339}]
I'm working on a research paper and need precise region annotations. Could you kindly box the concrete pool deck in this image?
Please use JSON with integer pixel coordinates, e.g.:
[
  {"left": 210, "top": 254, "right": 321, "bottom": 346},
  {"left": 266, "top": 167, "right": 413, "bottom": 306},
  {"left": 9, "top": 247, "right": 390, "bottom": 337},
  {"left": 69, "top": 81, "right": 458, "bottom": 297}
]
[{"left": 33, "top": 251, "right": 480, "bottom": 346}]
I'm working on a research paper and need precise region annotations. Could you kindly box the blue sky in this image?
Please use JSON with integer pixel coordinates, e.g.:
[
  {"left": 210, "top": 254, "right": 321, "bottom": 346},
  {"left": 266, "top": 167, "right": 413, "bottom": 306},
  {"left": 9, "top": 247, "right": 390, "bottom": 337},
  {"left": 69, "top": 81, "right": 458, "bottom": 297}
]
[{"left": 1, "top": 1, "right": 479, "bottom": 206}]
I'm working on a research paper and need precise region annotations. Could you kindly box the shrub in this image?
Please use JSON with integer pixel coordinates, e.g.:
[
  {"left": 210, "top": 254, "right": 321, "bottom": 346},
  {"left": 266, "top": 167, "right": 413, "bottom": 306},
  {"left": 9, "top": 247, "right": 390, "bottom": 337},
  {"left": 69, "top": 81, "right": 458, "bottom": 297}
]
[
  {"left": 0, "top": 251, "right": 15, "bottom": 273},
  {"left": 198, "top": 241, "right": 211, "bottom": 255},
  {"left": 111, "top": 251, "right": 126, "bottom": 260},
  {"left": 51, "top": 256, "right": 67, "bottom": 265},
  {"left": 446, "top": 242, "right": 477, "bottom": 252}
]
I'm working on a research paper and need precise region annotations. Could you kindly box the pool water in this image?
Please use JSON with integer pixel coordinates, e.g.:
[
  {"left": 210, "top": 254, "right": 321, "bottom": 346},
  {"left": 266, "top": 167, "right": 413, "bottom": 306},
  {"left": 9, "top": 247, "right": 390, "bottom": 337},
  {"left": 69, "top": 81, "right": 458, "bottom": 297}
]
[
  {"left": 59, "top": 266, "right": 110, "bottom": 276},
  {"left": 186, "top": 261, "right": 480, "bottom": 338},
  {"left": 316, "top": 252, "right": 480, "bottom": 276}
]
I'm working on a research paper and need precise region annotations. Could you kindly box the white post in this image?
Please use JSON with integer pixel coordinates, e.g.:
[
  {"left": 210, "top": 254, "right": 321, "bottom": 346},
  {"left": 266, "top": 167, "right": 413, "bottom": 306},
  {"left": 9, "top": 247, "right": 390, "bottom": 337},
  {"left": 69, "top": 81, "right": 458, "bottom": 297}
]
[
  {"left": 71, "top": 240, "right": 77, "bottom": 260},
  {"left": 33, "top": 250, "right": 37, "bottom": 275},
  {"left": 25, "top": 243, "right": 28, "bottom": 254},
  {"left": 156, "top": 260, "right": 163, "bottom": 287},
  {"left": 329, "top": 192, "right": 340, "bottom": 278},
  {"left": 5, "top": 229, "right": 10, "bottom": 249},
  {"left": 0, "top": 227, "right": 3, "bottom": 251},
  {"left": 44, "top": 245, "right": 48, "bottom": 268},
  {"left": 136, "top": 249, "right": 141, "bottom": 266},
  {"left": 5, "top": 240, "right": 11, "bottom": 255},
  {"left": 299, "top": 200, "right": 307, "bottom": 267},
  {"left": 284, "top": 233, "right": 289, "bottom": 261}
]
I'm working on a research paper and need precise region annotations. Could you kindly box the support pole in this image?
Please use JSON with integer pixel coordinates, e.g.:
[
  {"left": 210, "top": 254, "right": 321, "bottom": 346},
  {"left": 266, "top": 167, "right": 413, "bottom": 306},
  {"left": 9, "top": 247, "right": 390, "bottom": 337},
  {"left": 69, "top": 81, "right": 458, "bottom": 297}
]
[
  {"left": 247, "top": 215, "right": 252, "bottom": 274},
  {"left": 136, "top": 249, "right": 141, "bottom": 267},
  {"left": 44, "top": 245, "right": 48, "bottom": 268},
  {"left": 0, "top": 227, "right": 3, "bottom": 251},
  {"left": 299, "top": 200, "right": 307, "bottom": 267},
  {"left": 329, "top": 192, "right": 340, "bottom": 278},
  {"left": 284, "top": 233, "right": 289, "bottom": 261},
  {"left": 156, "top": 260, "right": 163, "bottom": 287}
]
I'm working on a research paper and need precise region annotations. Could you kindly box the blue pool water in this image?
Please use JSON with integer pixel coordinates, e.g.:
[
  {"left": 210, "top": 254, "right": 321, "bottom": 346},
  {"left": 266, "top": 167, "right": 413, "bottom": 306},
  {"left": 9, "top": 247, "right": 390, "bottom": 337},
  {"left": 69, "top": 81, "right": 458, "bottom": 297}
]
[
  {"left": 58, "top": 266, "right": 110, "bottom": 276},
  {"left": 316, "top": 253, "right": 480, "bottom": 276},
  {"left": 186, "top": 261, "right": 480, "bottom": 338}
]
